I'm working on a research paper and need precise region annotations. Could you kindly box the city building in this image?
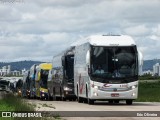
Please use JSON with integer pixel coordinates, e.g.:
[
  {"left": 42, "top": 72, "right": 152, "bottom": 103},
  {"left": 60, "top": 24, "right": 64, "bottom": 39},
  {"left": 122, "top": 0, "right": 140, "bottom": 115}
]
[
  {"left": 0, "top": 65, "right": 27, "bottom": 76},
  {"left": 11, "top": 70, "right": 21, "bottom": 76},
  {"left": 21, "top": 68, "right": 27, "bottom": 75},
  {"left": 0, "top": 65, "right": 11, "bottom": 76},
  {"left": 143, "top": 70, "right": 153, "bottom": 75},
  {"left": 153, "top": 63, "right": 160, "bottom": 76}
]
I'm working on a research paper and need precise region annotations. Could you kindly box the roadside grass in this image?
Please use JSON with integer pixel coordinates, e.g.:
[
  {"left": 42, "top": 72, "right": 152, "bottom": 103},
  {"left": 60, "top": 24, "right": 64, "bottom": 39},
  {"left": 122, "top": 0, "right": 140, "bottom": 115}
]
[
  {"left": 0, "top": 93, "right": 61, "bottom": 120},
  {"left": 0, "top": 93, "right": 43, "bottom": 120},
  {"left": 139, "top": 75, "right": 160, "bottom": 80},
  {"left": 0, "top": 93, "right": 34, "bottom": 111},
  {"left": 135, "top": 81, "right": 160, "bottom": 102}
]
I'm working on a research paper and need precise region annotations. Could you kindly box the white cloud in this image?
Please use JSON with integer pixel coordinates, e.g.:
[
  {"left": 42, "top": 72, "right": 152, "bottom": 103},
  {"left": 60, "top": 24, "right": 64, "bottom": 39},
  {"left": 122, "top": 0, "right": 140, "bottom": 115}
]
[
  {"left": 152, "top": 24, "right": 160, "bottom": 36},
  {"left": 0, "top": 0, "right": 160, "bottom": 61},
  {"left": 22, "top": 13, "right": 36, "bottom": 22},
  {"left": 124, "top": 25, "right": 150, "bottom": 36},
  {"left": 149, "top": 35, "right": 160, "bottom": 41}
]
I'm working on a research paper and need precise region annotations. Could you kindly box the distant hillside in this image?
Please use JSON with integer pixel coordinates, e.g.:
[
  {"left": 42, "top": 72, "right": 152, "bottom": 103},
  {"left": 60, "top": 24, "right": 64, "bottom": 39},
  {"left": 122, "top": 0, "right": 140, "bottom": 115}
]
[
  {"left": 0, "top": 61, "right": 43, "bottom": 71},
  {"left": 0, "top": 59, "right": 159, "bottom": 71},
  {"left": 143, "top": 59, "right": 160, "bottom": 71}
]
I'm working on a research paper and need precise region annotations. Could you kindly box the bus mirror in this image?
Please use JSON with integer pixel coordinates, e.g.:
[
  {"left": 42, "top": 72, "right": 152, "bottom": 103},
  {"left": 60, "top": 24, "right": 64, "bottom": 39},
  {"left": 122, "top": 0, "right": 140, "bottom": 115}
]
[
  {"left": 88, "top": 65, "right": 91, "bottom": 74},
  {"left": 138, "top": 50, "right": 143, "bottom": 66},
  {"left": 86, "top": 50, "right": 90, "bottom": 66}
]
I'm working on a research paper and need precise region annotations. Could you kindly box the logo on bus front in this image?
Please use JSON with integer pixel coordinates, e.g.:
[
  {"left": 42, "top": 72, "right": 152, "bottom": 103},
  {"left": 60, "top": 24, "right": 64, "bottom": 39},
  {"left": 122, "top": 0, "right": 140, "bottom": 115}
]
[{"left": 103, "top": 83, "right": 112, "bottom": 88}]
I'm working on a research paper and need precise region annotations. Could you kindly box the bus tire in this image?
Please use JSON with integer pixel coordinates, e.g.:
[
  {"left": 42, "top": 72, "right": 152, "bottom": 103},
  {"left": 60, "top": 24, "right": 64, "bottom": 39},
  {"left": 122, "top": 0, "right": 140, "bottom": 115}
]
[
  {"left": 126, "top": 100, "right": 133, "bottom": 105},
  {"left": 84, "top": 85, "right": 88, "bottom": 103},
  {"left": 60, "top": 87, "right": 63, "bottom": 101},
  {"left": 86, "top": 87, "right": 94, "bottom": 105},
  {"left": 78, "top": 97, "right": 83, "bottom": 103},
  {"left": 114, "top": 100, "right": 119, "bottom": 104},
  {"left": 88, "top": 98, "right": 94, "bottom": 105},
  {"left": 108, "top": 100, "right": 113, "bottom": 104},
  {"left": 48, "top": 90, "right": 53, "bottom": 101},
  {"left": 72, "top": 97, "right": 77, "bottom": 101},
  {"left": 62, "top": 97, "right": 66, "bottom": 101},
  {"left": 53, "top": 88, "right": 56, "bottom": 101},
  {"left": 84, "top": 99, "right": 88, "bottom": 103}
]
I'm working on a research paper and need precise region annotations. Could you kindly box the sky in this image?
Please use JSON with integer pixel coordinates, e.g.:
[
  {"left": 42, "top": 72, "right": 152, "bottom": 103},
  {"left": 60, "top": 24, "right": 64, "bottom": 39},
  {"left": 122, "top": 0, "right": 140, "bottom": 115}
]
[{"left": 0, "top": 0, "right": 160, "bottom": 62}]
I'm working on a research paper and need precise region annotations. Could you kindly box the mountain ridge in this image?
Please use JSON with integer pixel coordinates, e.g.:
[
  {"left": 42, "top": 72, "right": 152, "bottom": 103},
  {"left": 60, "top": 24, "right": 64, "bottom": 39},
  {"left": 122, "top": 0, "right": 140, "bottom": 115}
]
[
  {"left": 0, "top": 60, "right": 44, "bottom": 71},
  {"left": 0, "top": 59, "right": 159, "bottom": 71}
]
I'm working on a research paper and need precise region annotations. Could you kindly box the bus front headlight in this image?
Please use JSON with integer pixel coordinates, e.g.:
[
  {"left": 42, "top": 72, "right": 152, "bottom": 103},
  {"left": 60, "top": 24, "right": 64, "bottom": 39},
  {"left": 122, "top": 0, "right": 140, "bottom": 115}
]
[
  {"left": 132, "top": 92, "right": 136, "bottom": 96},
  {"left": 131, "top": 85, "right": 137, "bottom": 89},
  {"left": 42, "top": 90, "right": 45, "bottom": 93},
  {"left": 94, "top": 86, "right": 98, "bottom": 89},
  {"left": 64, "top": 87, "right": 72, "bottom": 91},
  {"left": 132, "top": 86, "right": 136, "bottom": 89}
]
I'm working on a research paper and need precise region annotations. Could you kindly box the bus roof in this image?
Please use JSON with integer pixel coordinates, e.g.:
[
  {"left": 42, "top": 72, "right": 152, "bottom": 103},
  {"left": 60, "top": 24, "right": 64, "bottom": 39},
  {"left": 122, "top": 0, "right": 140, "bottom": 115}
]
[
  {"left": 72, "top": 35, "right": 136, "bottom": 46},
  {"left": 38, "top": 63, "right": 52, "bottom": 70}
]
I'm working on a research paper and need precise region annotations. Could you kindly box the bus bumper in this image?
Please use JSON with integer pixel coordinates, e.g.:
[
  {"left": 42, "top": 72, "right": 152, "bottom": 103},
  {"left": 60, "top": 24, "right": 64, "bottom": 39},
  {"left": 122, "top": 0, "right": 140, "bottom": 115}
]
[
  {"left": 40, "top": 91, "right": 48, "bottom": 99},
  {"left": 64, "top": 91, "right": 76, "bottom": 99},
  {"left": 90, "top": 88, "right": 138, "bottom": 100}
]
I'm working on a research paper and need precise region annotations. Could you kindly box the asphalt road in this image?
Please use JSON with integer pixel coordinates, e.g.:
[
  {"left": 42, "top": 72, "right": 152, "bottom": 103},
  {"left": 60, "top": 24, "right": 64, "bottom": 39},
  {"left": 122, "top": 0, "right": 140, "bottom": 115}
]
[{"left": 27, "top": 100, "right": 160, "bottom": 120}]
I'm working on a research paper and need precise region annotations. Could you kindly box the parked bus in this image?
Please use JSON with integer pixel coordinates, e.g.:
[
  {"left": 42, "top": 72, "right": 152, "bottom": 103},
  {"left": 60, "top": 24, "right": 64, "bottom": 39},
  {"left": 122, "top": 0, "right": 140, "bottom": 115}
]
[
  {"left": 35, "top": 63, "right": 52, "bottom": 100},
  {"left": 48, "top": 46, "right": 76, "bottom": 101},
  {"left": 16, "top": 79, "right": 23, "bottom": 97},
  {"left": 29, "top": 64, "right": 37, "bottom": 98},
  {"left": 0, "top": 79, "right": 10, "bottom": 92},
  {"left": 22, "top": 70, "right": 30, "bottom": 98},
  {"left": 74, "top": 35, "right": 143, "bottom": 105}
]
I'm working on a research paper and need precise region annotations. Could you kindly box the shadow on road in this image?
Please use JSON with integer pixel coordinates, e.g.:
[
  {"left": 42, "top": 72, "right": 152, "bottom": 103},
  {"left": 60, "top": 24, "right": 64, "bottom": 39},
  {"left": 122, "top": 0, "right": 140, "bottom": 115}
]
[{"left": 92, "top": 101, "right": 159, "bottom": 106}]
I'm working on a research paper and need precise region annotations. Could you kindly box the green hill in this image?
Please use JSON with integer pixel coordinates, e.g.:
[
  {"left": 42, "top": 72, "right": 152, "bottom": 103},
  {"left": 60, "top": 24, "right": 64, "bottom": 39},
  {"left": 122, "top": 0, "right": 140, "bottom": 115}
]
[
  {"left": 143, "top": 59, "right": 160, "bottom": 71},
  {"left": 0, "top": 60, "right": 43, "bottom": 71},
  {"left": 0, "top": 59, "right": 159, "bottom": 71}
]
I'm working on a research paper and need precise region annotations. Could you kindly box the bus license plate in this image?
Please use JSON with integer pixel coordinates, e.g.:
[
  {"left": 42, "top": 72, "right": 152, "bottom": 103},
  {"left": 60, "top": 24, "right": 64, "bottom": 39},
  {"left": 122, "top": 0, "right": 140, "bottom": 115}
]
[{"left": 111, "top": 93, "right": 119, "bottom": 97}]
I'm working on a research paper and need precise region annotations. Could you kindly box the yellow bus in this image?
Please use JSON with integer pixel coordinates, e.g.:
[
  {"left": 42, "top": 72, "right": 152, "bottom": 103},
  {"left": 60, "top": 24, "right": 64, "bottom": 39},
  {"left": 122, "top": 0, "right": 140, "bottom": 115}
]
[{"left": 35, "top": 63, "right": 52, "bottom": 100}]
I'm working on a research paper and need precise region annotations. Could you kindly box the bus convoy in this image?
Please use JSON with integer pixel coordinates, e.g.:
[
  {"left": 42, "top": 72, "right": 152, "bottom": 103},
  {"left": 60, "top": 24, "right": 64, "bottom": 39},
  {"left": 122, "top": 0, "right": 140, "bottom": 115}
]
[
  {"left": 20, "top": 35, "right": 143, "bottom": 105},
  {"left": 48, "top": 46, "right": 76, "bottom": 101}
]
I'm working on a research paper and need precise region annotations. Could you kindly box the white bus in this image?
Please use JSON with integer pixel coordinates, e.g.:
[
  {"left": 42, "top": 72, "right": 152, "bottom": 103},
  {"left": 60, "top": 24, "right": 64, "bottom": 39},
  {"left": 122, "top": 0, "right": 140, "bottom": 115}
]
[
  {"left": 48, "top": 46, "right": 76, "bottom": 101},
  {"left": 74, "top": 35, "right": 143, "bottom": 105}
]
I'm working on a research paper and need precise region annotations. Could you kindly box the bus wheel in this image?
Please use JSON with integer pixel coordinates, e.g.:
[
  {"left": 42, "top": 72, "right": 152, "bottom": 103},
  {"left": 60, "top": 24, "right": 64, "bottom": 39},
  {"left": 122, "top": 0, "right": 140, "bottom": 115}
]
[
  {"left": 60, "top": 88, "right": 63, "bottom": 101},
  {"left": 53, "top": 88, "right": 56, "bottom": 101},
  {"left": 72, "top": 98, "right": 76, "bottom": 101},
  {"left": 48, "top": 91, "right": 53, "bottom": 101},
  {"left": 84, "top": 98, "right": 88, "bottom": 103},
  {"left": 68, "top": 98, "right": 72, "bottom": 101},
  {"left": 34, "top": 95, "right": 36, "bottom": 99},
  {"left": 88, "top": 98, "right": 94, "bottom": 105},
  {"left": 126, "top": 100, "right": 133, "bottom": 105},
  {"left": 27, "top": 95, "right": 30, "bottom": 99},
  {"left": 78, "top": 96, "right": 83, "bottom": 103},
  {"left": 108, "top": 100, "right": 113, "bottom": 104},
  {"left": 40, "top": 97, "right": 43, "bottom": 101},
  {"left": 86, "top": 87, "right": 94, "bottom": 105},
  {"left": 62, "top": 97, "right": 66, "bottom": 101},
  {"left": 114, "top": 100, "right": 119, "bottom": 104}
]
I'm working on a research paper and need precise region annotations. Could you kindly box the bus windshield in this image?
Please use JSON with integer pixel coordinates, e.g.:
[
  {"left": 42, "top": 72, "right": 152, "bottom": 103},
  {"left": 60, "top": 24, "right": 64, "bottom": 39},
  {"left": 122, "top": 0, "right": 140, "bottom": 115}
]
[
  {"left": 40, "top": 69, "right": 49, "bottom": 88},
  {"left": 65, "top": 55, "right": 74, "bottom": 82},
  {"left": 0, "top": 80, "right": 9, "bottom": 86},
  {"left": 90, "top": 46, "right": 138, "bottom": 83}
]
